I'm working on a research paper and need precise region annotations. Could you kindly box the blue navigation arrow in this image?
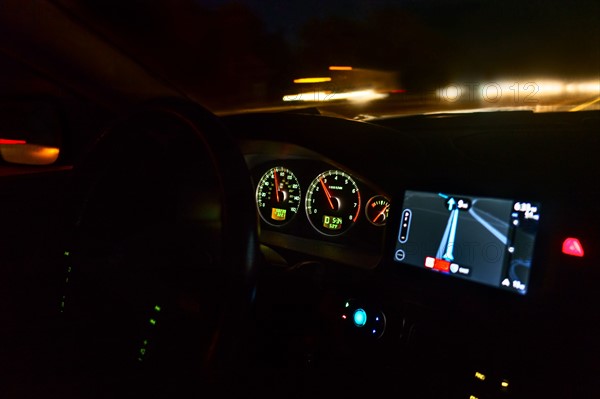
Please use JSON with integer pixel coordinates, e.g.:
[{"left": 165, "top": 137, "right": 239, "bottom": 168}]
[
  {"left": 443, "top": 208, "right": 459, "bottom": 261},
  {"left": 447, "top": 197, "right": 456, "bottom": 211},
  {"left": 436, "top": 193, "right": 460, "bottom": 262}
]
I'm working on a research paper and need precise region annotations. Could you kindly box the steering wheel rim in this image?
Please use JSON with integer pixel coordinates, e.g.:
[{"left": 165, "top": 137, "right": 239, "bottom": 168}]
[{"left": 63, "top": 98, "right": 260, "bottom": 397}]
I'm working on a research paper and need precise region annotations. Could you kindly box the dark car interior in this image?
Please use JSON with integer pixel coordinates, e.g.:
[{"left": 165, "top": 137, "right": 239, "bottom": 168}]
[{"left": 2, "top": 1, "right": 600, "bottom": 398}]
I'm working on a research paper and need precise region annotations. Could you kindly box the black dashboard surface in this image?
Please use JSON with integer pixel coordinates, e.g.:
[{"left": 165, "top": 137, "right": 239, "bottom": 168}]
[{"left": 223, "top": 110, "right": 600, "bottom": 397}]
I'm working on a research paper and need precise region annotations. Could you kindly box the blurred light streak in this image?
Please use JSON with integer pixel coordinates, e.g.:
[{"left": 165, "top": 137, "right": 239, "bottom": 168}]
[
  {"left": 283, "top": 89, "right": 387, "bottom": 103},
  {"left": 569, "top": 96, "right": 600, "bottom": 112},
  {"left": 0, "top": 138, "right": 27, "bottom": 145},
  {"left": 566, "top": 81, "right": 600, "bottom": 94},
  {"left": 293, "top": 77, "right": 332, "bottom": 84}
]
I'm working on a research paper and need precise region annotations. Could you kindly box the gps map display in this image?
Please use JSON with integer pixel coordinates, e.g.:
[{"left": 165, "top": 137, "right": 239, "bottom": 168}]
[{"left": 393, "top": 190, "right": 540, "bottom": 294}]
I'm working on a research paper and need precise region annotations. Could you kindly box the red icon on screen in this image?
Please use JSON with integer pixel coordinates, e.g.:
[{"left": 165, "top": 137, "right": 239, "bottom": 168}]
[
  {"left": 424, "top": 256, "right": 451, "bottom": 272},
  {"left": 562, "top": 238, "right": 584, "bottom": 257}
]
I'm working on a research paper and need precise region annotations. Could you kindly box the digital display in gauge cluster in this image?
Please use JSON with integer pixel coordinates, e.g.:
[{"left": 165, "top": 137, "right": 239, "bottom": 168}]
[
  {"left": 392, "top": 190, "right": 541, "bottom": 295},
  {"left": 255, "top": 166, "right": 390, "bottom": 236}
]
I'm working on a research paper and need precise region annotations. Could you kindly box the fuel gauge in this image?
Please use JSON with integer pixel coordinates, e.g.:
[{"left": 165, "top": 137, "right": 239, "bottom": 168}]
[{"left": 365, "top": 195, "right": 391, "bottom": 226}]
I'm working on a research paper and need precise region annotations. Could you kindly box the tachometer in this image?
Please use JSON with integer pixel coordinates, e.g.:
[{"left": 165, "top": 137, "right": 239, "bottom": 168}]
[
  {"left": 256, "top": 167, "right": 301, "bottom": 226},
  {"left": 305, "top": 170, "right": 361, "bottom": 236}
]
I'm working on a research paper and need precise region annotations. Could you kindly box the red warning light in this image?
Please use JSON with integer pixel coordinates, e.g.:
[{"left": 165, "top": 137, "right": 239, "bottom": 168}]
[
  {"left": 562, "top": 238, "right": 584, "bottom": 257},
  {"left": 0, "top": 138, "right": 27, "bottom": 145}
]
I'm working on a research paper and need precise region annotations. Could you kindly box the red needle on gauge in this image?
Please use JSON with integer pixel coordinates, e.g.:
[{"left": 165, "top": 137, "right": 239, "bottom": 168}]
[
  {"left": 319, "top": 178, "right": 335, "bottom": 209},
  {"left": 273, "top": 171, "right": 280, "bottom": 202},
  {"left": 373, "top": 204, "right": 390, "bottom": 222}
]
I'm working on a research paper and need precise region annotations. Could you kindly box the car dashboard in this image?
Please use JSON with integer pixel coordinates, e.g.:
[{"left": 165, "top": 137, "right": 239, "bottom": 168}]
[
  {"left": 223, "top": 109, "right": 600, "bottom": 398},
  {"left": 2, "top": 103, "right": 599, "bottom": 399}
]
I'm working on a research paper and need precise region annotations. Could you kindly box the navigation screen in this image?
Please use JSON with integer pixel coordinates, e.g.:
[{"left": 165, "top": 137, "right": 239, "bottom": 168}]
[{"left": 392, "top": 190, "right": 540, "bottom": 295}]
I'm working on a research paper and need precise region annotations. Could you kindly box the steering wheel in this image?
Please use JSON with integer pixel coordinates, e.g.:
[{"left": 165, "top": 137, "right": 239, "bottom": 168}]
[{"left": 62, "top": 99, "right": 260, "bottom": 398}]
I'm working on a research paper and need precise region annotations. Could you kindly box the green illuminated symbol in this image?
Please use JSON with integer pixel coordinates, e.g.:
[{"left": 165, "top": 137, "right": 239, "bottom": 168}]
[
  {"left": 345, "top": 302, "right": 350, "bottom": 308},
  {"left": 140, "top": 348, "right": 146, "bottom": 355},
  {"left": 154, "top": 305, "right": 161, "bottom": 312},
  {"left": 143, "top": 340, "right": 148, "bottom": 345},
  {"left": 149, "top": 318, "right": 157, "bottom": 325},
  {"left": 64, "top": 251, "right": 70, "bottom": 256},
  {"left": 322, "top": 215, "right": 342, "bottom": 230}
]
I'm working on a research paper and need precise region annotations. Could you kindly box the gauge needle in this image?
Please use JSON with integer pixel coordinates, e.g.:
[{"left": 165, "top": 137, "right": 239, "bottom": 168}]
[
  {"left": 374, "top": 204, "right": 390, "bottom": 222},
  {"left": 273, "top": 171, "right": 280, "bottom": 202},
  {"left": 319, "top": 178, "right": 335, "bottom": 209}
]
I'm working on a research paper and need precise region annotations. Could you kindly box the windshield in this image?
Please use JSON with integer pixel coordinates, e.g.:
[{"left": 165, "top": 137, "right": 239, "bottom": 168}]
[{"left": 56, "top": 0, "right": 600, "bottom": 118}]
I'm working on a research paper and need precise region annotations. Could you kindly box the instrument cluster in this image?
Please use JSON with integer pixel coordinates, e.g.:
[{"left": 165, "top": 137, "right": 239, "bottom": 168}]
[{"left": 251, "top": 158, "right": 390, "bottom": 255}]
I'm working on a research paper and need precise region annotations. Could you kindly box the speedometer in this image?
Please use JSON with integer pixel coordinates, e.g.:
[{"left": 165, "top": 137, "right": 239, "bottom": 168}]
[
  {"left": 256, "top": 167, "right": 301, "bottom": 226},
  {"left": 305, "top": 170, "right": 361, "bottom": 236}
]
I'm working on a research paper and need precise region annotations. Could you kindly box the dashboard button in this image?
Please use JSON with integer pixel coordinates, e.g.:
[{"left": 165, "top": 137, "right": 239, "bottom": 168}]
[
  {"left": 353, "top": 308, "right": 367, "bottom": 327},
  {"left": 562, "top": 237, "right": 584, "bottom": 257},
  {"left": 395, "top": 249, "right": 406, "bottom": 261}
]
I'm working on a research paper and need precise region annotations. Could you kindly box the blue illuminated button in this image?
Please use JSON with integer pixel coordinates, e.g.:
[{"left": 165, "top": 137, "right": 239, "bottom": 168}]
[{"left": 353, "top": 308, "right": 367, "bottom": 327}]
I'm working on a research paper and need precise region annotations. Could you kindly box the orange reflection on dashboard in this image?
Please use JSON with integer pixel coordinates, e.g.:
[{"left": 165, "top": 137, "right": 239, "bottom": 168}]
[{"left": 0, "top": 144, "right": 60, "bottom": 165}]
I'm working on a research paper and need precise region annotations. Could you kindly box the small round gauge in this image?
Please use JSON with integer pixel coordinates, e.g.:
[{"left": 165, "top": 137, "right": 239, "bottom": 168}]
[
  {"left": 305, "top": 170, "right": 361, "bottom": 236},
  {"left": 365, "top": 195, "right": 391, "bottom": 226},
  {"left": 256, "top": 167, "right": 301, "bottom": 226}
]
